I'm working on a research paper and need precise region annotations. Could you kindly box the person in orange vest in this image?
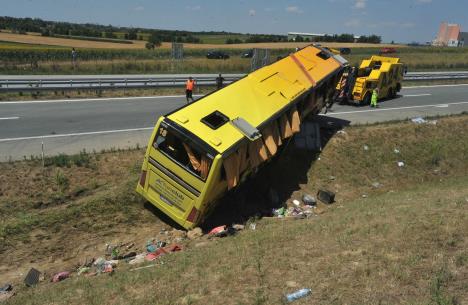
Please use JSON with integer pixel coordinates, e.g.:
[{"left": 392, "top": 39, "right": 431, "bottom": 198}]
[{"left": 185, "top": 77, "right": 196, "bottom": 103}]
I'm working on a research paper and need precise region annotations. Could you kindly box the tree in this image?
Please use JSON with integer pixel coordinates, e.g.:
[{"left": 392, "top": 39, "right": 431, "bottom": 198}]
[
  {"left": 295, "top": 35, "right": 304, "bottom": 42},
  {"left": 148, "top": 33, "right": 162, "bottom": 47},
  {"left": 145, "top": 42, "right": 155, "bottom": 50}
]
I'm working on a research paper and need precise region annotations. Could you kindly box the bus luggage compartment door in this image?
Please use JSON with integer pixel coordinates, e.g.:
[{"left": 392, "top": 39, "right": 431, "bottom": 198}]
[{"left": 146, "top": 168, "right": 196, "bottom": 221}]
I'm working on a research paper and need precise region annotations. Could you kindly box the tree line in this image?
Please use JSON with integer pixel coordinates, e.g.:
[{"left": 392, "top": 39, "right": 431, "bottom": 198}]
[{"left": 292, "top": 33, "right": 381, "bottom": 44}]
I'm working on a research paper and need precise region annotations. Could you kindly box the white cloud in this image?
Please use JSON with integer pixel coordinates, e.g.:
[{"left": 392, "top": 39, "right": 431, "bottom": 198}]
[
  {"left": 185, "top": 5, "right": 201, "bottom": 11},
  {"left": 354, "top": 0, "right": 366, "bottom": 9},
  {"left": 134, "top": 6, "right": 144, "bottom": 11},
  {"left": 286, "top": 6, "right": 303, "bottom": 14},
  {"left": 249, "top": 9, "right": 256, "bottom": 16}
]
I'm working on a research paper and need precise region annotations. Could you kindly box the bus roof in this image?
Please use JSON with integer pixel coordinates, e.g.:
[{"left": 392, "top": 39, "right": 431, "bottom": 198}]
[{"left": 166, "top": 45, "right": 345, "bottom": 154}]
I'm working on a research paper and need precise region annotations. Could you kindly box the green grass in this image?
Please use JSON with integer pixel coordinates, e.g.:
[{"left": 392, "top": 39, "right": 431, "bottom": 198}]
[
  {"left": 5, "top": 176, "right": 467, "bottom": 305},
  {"left": 1, "top": 115, "right": 467, "bottom": 304}
]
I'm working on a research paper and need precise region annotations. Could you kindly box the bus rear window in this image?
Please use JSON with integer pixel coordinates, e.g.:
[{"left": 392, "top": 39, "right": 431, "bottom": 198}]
[{"left": 153, "top": 126, "right": 212, "bottom": 180}]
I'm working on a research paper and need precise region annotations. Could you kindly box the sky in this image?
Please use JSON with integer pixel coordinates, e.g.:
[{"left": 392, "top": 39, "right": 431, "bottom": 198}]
[{"left": 1, "top": 0, "right": 467, "bottom": 43}]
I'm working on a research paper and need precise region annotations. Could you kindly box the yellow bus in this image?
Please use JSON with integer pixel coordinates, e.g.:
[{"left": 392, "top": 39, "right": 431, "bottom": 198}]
[{"left": 136, "top": 45, "right": 348, "bottom": 229}]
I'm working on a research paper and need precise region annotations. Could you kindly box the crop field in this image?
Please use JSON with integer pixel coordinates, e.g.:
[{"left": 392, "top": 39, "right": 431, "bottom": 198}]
[{"left": 1, "top": 31, "right": 468, "bottom": 74}]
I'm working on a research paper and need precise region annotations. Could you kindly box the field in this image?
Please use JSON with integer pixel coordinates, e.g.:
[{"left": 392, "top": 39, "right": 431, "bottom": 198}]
[
  {"left": 1, "top": 114, "right": 467, "bottom": 304},
  {"left": 1, "top": 31, "right": 468, "bottom": 74}
]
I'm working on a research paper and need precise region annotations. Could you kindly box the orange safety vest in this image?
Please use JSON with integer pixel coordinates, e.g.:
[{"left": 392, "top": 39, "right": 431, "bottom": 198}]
[{"left": 186, "top": 80, "right": 195, "bottom": 90}]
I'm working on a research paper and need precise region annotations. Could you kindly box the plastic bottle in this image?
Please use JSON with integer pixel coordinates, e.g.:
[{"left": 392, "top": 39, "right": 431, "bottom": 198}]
[{"left": 285, "top": 288, "right": 311, "bottom": 303}]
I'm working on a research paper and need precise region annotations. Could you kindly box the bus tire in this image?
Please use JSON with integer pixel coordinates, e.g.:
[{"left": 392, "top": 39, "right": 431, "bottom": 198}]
[{"left": 396, "top": 83, "right": 401, "bottom": 92}]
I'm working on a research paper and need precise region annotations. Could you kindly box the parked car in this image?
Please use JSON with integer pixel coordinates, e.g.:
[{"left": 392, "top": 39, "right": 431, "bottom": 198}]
[
  {"left": 379, "top": 47, "right": 397, "bottom": 55},
  {"left": 206, "top": 51, "right": 230, "bottom": 59},
  {"left": 241, "top": 49, "right": 254, "bottom": 58},
  {"left": 339, "top": 47, "right": 351, "bottom": 55}
]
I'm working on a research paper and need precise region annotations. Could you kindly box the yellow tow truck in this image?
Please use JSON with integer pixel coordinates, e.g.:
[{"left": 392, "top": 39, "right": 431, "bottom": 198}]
[{"left": 337, "top": 56, "right": 404, "bottom": 105}]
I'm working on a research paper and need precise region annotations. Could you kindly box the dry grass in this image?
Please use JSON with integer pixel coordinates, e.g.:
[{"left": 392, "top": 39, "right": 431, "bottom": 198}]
[
  {"left": 1, "top": 115, "right": 467, "bottom": 304},
  {"left": 0, "top": 31, "right": 401, "bottom": 50},
  {"left": 0, "top": 32, "right": 147, "bottom": 49}
]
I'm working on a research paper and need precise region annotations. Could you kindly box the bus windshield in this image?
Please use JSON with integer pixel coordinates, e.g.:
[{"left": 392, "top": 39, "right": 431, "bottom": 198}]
[{"left": 153, "top": 124, "right": 213, "bottom": 181}]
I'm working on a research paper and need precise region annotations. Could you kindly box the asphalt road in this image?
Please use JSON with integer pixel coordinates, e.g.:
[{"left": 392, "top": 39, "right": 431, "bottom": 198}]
[{"left": 1, "top": 84, "right": 467, "bottom": 161}]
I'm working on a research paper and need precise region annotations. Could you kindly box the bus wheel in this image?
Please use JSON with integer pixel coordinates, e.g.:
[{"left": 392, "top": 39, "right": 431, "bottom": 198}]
[{"left": 396, "top": 83, "right": 401, "bottom": 92}]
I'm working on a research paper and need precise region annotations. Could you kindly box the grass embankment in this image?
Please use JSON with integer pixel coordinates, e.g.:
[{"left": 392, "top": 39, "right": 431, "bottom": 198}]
[
  {"left": 1, "top": 115, "right": 468, "bottom": 304},
  {"left": 0, "top": 86, "right": 217, "bottom": 102}
]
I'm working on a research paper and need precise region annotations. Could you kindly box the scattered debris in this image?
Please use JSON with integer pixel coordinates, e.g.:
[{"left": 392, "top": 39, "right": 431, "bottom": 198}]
[
  {"left": 24, "top": 268, "right": 41, "bottom": 287},
  {"left": 130, "top": 264, "right": 158, "bottom": 272},
  {"left": 285, "top": 288, "right": 312, "bottom": 303},
  {"left": 329, "top": 176, "right": 336, "bottom": 181},
  {"left": 128, "top": 254, "right": 146, "bottom": 265},
  {"left": 77, "top": 267, "right": 91, "bottom": 275},
  {"left": 317, "top": 189, "right": 335, "bottom": 204},
  {"left": 397, "top": 161, "right": 405, "bottom": 167},
  {"left": 0, "top": 284, "right": 12, "bottom": 293},
  {"left": 273, "top": 207, "right": 286, "bottom": 217},
  {"left": 249, "top": 223, "right": 257, "bottom": 230},
  {"left": 292, "top": 199, "right": 301, "bottom": 207},
  {"left": 187, "top": 227, "right": 203, "bottom": 240},
  {"left": 411, "top": 117, "right": 427, "bottom": 124},
  {"left": 337, "top": 130, "right": 347, "bottom": 135},
  {"left": 52, "top": 272, "right": 70, "bottom": 283},
  {"left": 411, "top": 117, "right": 438, "bottom": 125},
  {"left": 362, "top": 194, "right": 368, "bottom": 198},
  {"left": 394, "top": 148, "right": 400, "bottom": 154},
  {"left": 209, "top": 225, "right": 227, "bottom": 236},
  {"left": 94, "top": 258, "right": 115, "bottom": 274},
  {"left": 302, "top": 194, "right": 316, "bottom": 206},
  {"left": 146, "top": 244, "right": 182, "bottom": 261},
  {"left": 371, "top": 182, "right": 382, "bottom": 188},
  {"left": 232, "top": 224, "right": 245, "bottom": 231},
  {"left": 363, "top": 145, "right": 369, "bottom": 151}
]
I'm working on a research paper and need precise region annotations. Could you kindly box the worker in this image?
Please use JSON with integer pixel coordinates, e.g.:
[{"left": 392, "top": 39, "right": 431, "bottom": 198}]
[
  {"left": 185, "top": 77, "right": 195, "bottom": 103},
  {"left": 216, "top": 73, "right": 225, "bottom": 90},
  {"left": 370, "top": 88, "right": 379, "bottom": 107}
]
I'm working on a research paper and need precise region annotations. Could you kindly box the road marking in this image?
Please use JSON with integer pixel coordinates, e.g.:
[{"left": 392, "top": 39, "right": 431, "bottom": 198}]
[
  {"left": 0, "top": 117, "right": 19, "bottom": 120},
  {"left": 0, "top": 127, "right": 154, "bottom": 143},
  {"left": 403, "top": 83, "right": 468, "bottom": 89},
  {"left": 326, "top": 101, "right": 468, "bottom": 115},
  {"left": 403, "top": 94, "right": 432, "bottom": 97},
  {"left": 0, "top": 94, "right": 202, "bottom": 105}
]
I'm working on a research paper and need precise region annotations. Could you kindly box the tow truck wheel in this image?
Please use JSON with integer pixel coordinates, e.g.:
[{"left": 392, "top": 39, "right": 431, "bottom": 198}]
[{"left": 362, "top": 93, "right": 371, "bottom": 105}]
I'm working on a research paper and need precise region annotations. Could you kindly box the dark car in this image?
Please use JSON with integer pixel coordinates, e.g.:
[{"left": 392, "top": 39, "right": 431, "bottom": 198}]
[
  {"left": 339, "top": 47, "right": 351, "bottom": 55},
  {"left": 379, "top": 47, "right": 397, "bottom": 55},
  {"left": 206, "top": 51, "right": 230, "bottom": 59},
  {"left": 241, "top": 49, "right": 254, "bottom": 58}
]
